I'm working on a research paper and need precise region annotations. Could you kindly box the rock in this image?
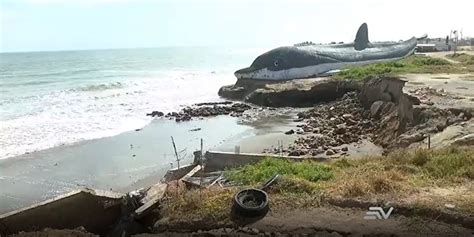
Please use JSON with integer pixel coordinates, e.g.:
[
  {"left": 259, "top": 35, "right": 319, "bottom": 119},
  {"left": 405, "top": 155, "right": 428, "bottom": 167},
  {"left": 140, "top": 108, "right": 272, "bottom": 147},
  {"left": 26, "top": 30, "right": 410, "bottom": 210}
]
[
  {"left": 302, "top": 126, "right": 313, "bottom": 132},
  {"left": 334, "top": 124, "right": 346, "bottom": 134},
  {"left": 327, "top": 232, "right": 344, "bottom": 237},
  {"left": 453, "top": 134, "right": 474, "bottom": 146},
  {"left": 326, "top": 149, "right": 335, "bottom": 156},
  {"left": 341, "top": 146, "right": 349, "bottom": 152},
  {"left": 406, "top": 94, "right": 421, "bottom": 105},
  {"left": 311, "top": 148, "right": 324, "bottom": 156},
  {"left": 370, "top": 101, "right": 385, "bottom": 118},
  {"left": 445, "top": 204, "right": 456, "bottom": 209},
  {"left": 285, "top": 129, "right": 295, "bottom": 135},
  {"left": 146, "top": 111, "right": 164, "bottom": 117},
  {"left": 345, "top": 118, "right": 357, "bottom": 126},
  {"left": 289, "top": 149, "right": 307, "bottom": 156},
  {"left": 250, "top": 228, "right": 260, "bottom": 234},
  {"left": 195, "top": 101, "right": 232, "bottom": 106},
  {"left": 359, "top": 77, "right": 407, "bottom": 108},
  {"left": 342, "top": 113, "right": 352, "bottom": 119},
  {"left": 163, "top": 102, "right": 251, "bottom": 122}
]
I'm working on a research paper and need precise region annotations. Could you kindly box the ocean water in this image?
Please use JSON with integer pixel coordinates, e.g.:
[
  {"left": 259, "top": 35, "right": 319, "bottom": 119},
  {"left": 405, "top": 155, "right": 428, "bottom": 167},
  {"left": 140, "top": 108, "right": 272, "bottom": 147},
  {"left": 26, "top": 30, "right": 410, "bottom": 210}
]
[{"left": 0, "top": 47, "right": 259, "bottom": 159}]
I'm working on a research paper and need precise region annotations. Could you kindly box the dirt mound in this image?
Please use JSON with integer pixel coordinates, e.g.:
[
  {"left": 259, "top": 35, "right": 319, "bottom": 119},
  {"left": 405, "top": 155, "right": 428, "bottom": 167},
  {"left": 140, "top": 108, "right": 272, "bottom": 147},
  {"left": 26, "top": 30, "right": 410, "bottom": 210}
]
[{"left": 219, "top": 78, "right": 360, "bottom": 107}]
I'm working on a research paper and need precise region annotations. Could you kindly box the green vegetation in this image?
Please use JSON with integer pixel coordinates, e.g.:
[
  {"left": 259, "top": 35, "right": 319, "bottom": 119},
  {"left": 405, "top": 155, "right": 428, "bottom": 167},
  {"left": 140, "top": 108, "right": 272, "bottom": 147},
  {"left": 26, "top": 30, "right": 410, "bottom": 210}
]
[
  {"left": 225, "top": 146, "right": 473, "bottom": 210},
  {"left": 334, "top": 55, "right": 470, "bottom": 80},
  {"left": 225, "top": 158, "right": 333, "bottom": 184},
  {"left": 160, "top": 146, "right": 473, "bottom": 225},
  {"left": 447, "top": 53, "right": 474, "bottom": 65}
]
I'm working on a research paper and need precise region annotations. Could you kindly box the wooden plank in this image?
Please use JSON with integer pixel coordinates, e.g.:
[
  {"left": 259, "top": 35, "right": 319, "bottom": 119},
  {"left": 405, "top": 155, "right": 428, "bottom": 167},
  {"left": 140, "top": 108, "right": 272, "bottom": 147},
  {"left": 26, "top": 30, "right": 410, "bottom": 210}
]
[
  {"left": 179, "top": 165, "right": 202, "bottom": 182},
  {"left": 134, "top": 183, "right": 167, "bottom": 219}
]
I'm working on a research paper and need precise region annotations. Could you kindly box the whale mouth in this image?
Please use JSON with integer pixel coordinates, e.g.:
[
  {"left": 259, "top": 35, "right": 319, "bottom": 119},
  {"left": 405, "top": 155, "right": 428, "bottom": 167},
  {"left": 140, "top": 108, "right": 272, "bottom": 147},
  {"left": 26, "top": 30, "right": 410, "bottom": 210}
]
[{"left": 234, "top": 66, "right": 257, "bottom": 79}]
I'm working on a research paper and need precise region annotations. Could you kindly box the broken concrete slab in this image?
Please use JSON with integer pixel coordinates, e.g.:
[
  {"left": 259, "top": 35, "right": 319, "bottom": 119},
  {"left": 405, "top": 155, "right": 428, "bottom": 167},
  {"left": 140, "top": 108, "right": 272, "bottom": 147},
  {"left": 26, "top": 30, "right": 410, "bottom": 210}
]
[{"left": 0, "top": 188, "right": 123, "bottom": 236}]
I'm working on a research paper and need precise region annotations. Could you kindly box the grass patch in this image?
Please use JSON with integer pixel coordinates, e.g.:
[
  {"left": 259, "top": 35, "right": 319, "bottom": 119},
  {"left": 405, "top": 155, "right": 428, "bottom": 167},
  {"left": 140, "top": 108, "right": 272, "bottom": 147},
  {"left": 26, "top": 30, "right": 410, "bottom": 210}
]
[
  {"left": 225, "top": 158, "right": 333, "bottom": 185},
  {"left": 334, "top": 55, "right": 469, "bottom": 80},
  {"left": 161, "top": 146, "right": 473, "bottom": 224},
  {"left": 447, "top": 53, "right": 474, "bottom": 65},
  {"left": 224, "top": 147, "right": 473, "bottom": 199},
  {"left": 161, "top": 182, "right": 236, "bottom": 223},
  {"left": 423, "top": 147, "right": 474, "bottom": 179}
]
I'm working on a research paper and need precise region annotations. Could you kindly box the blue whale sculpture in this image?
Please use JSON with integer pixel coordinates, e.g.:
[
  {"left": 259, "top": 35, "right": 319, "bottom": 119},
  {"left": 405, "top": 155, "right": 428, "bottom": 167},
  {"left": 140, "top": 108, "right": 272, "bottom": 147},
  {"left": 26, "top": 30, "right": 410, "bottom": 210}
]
[{"left": 235, "top": 23, "right": 426, "bottom": 80}]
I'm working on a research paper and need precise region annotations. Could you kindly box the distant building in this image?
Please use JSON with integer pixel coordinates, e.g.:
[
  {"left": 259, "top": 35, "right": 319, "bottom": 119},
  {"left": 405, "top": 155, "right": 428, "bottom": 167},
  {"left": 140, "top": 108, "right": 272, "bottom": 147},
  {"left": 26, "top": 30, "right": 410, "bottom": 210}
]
[
  {"left": 416, "top": 37, "right": 454, "bottom": 52},
  {"left": 416, "top": 44, "right": 436, "bottom": 52}
]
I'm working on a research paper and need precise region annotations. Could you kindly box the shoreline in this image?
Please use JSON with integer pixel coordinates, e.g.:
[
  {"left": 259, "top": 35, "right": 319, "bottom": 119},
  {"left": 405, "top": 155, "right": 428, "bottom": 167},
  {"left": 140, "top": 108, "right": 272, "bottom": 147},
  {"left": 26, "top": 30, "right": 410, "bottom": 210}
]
[
  {"left": 0, "top": 109, "right": 300, "bottom": 215},
  {"left": 2, "top": 52, "right": 474, "bottom": 236}
]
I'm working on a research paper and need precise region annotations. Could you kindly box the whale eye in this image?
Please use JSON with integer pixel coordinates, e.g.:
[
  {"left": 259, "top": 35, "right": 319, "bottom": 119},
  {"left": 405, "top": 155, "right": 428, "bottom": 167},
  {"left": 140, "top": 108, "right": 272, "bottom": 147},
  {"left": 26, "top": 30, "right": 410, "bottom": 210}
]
[{"left": 274, "top": 60, "right": 279, "bottom": 67}]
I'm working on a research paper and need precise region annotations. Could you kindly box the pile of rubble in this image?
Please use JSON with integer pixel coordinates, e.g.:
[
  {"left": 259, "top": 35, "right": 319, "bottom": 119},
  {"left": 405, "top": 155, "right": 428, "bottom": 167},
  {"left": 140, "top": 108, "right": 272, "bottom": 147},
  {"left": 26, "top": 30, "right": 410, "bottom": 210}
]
[
  {"left": 147, "top": 102, "right": 252, "bottom": 122},
  {"left": 408, "top": 87, "right": 447, "bottom": 105},
  {"left": 281, "top": 77, "right": 473, "bottom": 156},
  {"left": 284, "top": 92, "right": 375, "bottom": 157}
]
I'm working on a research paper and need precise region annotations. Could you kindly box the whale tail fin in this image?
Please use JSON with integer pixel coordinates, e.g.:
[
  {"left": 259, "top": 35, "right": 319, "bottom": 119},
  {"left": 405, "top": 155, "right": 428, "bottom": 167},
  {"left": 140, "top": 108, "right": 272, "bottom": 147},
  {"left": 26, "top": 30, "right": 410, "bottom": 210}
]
[{"left": 354, "top": 23, "right": 369, "bottom": 50}]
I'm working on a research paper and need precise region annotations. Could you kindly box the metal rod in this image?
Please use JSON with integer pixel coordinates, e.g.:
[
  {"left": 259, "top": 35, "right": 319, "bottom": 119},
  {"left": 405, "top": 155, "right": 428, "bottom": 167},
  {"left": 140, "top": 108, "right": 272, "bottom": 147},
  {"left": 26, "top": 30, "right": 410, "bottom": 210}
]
[
  {"left": 427, "top": 135, "right": 431, "bottom": 150},
  {"left": 171, "top": 136, "right": 180, "bottom": 170},
  {"left": 200, "top": 138, "right": 203, "bottom": 188}
]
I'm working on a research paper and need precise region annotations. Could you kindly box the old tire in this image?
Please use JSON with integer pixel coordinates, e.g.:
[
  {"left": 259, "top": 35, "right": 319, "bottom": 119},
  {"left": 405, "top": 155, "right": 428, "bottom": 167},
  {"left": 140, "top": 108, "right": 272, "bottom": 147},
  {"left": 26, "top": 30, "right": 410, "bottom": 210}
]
[{"left": 232, "top": 188, "right": 269, "bottom": 218}]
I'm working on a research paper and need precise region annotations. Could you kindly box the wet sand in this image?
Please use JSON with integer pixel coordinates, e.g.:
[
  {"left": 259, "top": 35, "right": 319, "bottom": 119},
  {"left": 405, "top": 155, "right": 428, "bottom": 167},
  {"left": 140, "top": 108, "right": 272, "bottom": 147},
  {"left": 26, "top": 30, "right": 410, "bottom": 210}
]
[{"left": 0, "top": 113, "right": 298, "bottom": 214}]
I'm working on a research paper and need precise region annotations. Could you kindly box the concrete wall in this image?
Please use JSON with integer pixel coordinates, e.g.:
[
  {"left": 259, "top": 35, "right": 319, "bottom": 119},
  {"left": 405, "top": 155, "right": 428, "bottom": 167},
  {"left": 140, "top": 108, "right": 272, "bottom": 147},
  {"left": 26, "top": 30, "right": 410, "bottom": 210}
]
[
  {"left": 204, "top": 151, "right": 326, "bottom": 172},
  {"left": 162, "top": 164, "right": 197, "bottom": 182},
  {"left": 0, "top": 189, "right": 122, "bottom": 236}
]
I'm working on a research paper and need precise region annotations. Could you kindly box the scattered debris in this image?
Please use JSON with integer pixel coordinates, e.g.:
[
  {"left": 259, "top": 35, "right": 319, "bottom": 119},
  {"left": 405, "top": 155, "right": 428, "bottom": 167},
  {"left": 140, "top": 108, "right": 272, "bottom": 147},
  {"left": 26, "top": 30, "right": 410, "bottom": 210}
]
[
  {"left": 146, "top": 111, "right": 164, "bottom": 117},
  {"left": 445, "top": 204, "right": 456, "bottom": 210},
  {"left": 148, "top": 103, "right": 252, "bottom": 122}
]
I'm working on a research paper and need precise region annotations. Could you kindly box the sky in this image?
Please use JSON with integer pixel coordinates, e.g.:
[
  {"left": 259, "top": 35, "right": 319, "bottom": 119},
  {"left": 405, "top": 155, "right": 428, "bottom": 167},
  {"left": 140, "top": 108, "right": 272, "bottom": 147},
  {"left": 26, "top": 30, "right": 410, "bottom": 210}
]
[{"left": 0, "top": 0, "right": 473, "bottom": 52}]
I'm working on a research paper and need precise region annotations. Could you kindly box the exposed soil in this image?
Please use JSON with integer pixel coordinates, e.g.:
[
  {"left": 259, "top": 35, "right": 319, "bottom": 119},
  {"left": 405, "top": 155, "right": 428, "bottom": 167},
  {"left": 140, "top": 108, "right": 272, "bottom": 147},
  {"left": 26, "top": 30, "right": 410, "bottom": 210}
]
[
  {"left": 135, "top": 206, "right": 473, "bottom": 237},
  {"left": 10, "top": 228, "right": 98, "bottom": 237},
  {"left": 265, "top": 76, "right": 473, "bottom": 156}
]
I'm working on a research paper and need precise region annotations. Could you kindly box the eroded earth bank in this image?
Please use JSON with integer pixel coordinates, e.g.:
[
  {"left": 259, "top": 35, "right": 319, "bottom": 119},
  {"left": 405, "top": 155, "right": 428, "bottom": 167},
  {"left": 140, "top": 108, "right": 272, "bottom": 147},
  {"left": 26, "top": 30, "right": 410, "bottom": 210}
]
[{"left": 7, "top": 53, "right": 474, "bottom": 237}]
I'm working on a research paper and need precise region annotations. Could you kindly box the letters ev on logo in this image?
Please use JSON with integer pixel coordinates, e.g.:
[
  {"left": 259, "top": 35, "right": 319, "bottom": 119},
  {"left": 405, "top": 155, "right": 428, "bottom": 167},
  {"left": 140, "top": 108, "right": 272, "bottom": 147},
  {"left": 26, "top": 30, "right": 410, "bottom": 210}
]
[{"left": 364, "top": 207, "right": 394, "bottom": 220}]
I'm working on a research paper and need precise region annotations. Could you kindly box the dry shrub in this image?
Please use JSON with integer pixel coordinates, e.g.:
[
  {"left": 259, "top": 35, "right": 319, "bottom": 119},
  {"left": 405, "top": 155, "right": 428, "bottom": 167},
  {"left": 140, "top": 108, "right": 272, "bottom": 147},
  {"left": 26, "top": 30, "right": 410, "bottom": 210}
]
[
  {"left": 161, "top": 182, "right": 236, "bottom": 223},
  {"left": 272, "top": 176, "right": 320, "bottom": 194},
  {"left": 329, "top": 166, "right": 407, "bottom": 198}
]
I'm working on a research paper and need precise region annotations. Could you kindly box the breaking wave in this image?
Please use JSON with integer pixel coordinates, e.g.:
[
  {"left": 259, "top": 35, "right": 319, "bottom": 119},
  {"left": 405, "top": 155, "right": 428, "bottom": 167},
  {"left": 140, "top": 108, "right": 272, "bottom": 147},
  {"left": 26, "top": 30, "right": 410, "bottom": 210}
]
[
  {"left": 0, "top": 70, "right": 235, "bottom": 159},
  {"left": 75, "top": 82, "right": 124, "bottom": 92}
]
